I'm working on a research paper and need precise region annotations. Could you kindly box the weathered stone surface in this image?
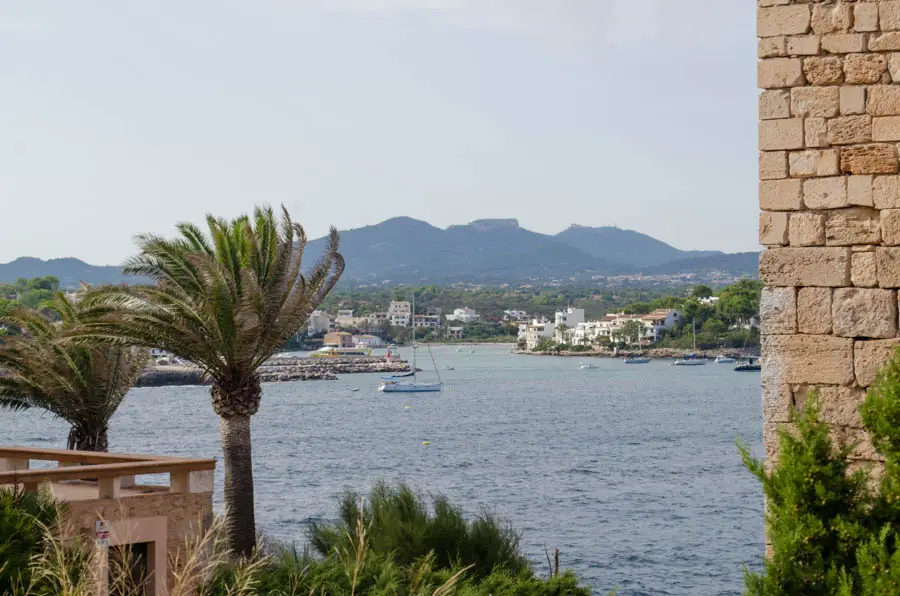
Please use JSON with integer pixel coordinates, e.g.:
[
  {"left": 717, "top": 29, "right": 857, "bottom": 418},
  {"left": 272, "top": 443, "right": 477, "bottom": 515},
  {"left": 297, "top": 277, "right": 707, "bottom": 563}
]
[
  {"left": 804, "top": 176, "right": 848, "bottom": 208},
  {"left": 852, "top": 251, "right": 878, "bottom": 287},
  {"left": 882, "top": 210, "right": 900, "bottom": 245},
  {"left": 874, "top": 116, "right": 900, "bottom": 141},
  {"left": 760, "top": 58, "right": 805, "bottom": 88},
  {"left": 870, "top": 32, "right": 900, "bottom": 52},
  {"left": 874, "top": 175, "right": 900, "bottom": 208},
  {"left": 832, "top": 287, "right": 897, "bottom": 338},
  {"left": 759, "top": 0, "right": 790, "bottom": 6},
  {"left": 761, "top": 89, "right": 791, "bottom": 120},
  {"left": 823, "top": 34, "right": 867, "bottom": 54},
  {"left": 828, "top": 115, "right": 873, "bottom": 144},
  {"left": 841, "top": 144, "right": 899, "bottom": 174},
  {"left": 787, "top": 35, "right": 820, "bottom": 56},
  {"left": 811, "top": 3, "right": 851, "bottom": 34},
  {"left": 825, "top": 207, "right": 882, "bottom": 245},
  {"left": 868, "top": 85, "right": 900, "bottom": 115},
  {"left": 806, "top": 117, "right": 828, "bottom": 147},
  {"left": 891, "top": 53, "right": 900, "bottom": 82},
  {"left": 760, "top": 36, "right": 787, "bottom": 58},
  {"left": 841, "top": 86, "right": 866, "bottom": 115},
  {"left": 834, "top": 426, "right": 882, "bottom": 461},
  {"left": 883, "top": 1, "right": 900, "bottom": 32},
  {"left": 855, "top": 3, "right": 880, "bottom": 32},
  {"left": 760, "top": 118, "right": 804, "bottom": 150},
  {"left": 790, "top": 211, "right": 826, "bottom": 245},
  {"left": 798, "top": 287, "right": 833, "bottom": 334},
  {"left": 761, "top": 287, "right": 798, "bottom": 334},
  {"left": 760, "top": 247, "right": 851, "bottom": 287},
  {"left": 791, "top": 86, "right": 840, "bottom": 116},
  {"left": 760, "top": 5, "right": 811, "bottom": 37},
  {"left": 848, "top": 174, "right": 874, "bottom": 206},
  {"left": 763, "top": 382, "right": 795, "bottom": 423},
  {"left": 762, "top": 334, "right": 855, "bottom": 385},
  {"left": 876, "top": 247, "right": 900, "bottom": 287},
  {"left": 760, "top": 179, "right": 803, "bottom": 210},
  {"left": 789, "top": 149, "right": 839, "bottom": 177},
  {"left": 760, "top": 211, "right": 790, "bottom": 246},
  {"left": 855, "top": 338, "right": 900, "bottom": 386},
  {"left": 804, "top": 56, "right": 845, "bottom": 85},
  {"left": 847, "top": 66, "right": 874, "bottom": 93},
  {"left": 761, "top": 151, "right": 788, "bottom": 180},
  {"left": 794, "top": 384, "right": 867, "bottom": 427}
]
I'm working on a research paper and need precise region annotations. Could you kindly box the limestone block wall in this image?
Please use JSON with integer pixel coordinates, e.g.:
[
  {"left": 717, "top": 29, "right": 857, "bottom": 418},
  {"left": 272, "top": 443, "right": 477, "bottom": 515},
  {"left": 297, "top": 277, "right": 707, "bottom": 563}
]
[{"left": 758, "top": 0, "right": 900, "bottom": 472}]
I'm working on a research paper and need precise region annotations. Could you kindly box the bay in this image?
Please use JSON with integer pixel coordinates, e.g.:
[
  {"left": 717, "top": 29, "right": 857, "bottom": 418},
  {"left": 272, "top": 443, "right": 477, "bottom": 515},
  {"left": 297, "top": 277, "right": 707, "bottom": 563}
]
[{"left": 0, "top": 345, "right": 764, "bottom": 595}]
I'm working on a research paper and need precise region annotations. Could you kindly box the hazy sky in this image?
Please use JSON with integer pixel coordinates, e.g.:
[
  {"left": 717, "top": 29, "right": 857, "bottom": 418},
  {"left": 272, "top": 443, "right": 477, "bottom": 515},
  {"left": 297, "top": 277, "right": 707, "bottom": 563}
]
[{"left": 0, "top": 1, "right": 757, "bottom": 265}]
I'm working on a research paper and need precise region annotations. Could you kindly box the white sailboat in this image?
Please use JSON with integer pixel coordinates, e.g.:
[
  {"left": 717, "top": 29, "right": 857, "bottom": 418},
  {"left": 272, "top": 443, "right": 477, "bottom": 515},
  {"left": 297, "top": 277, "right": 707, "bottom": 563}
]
[
  {"left": 673, "top": 318, "right": 706, "bottom": 367},
  {"left": 379, "top": 294, "right": 443, "bottom": 393}
]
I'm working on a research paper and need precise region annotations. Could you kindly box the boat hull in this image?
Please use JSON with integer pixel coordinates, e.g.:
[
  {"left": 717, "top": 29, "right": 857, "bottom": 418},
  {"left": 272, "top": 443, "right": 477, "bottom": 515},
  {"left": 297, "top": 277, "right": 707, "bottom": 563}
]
[
  {"left": 673, "top": 360, "right": 706, "bottom": 366},
  {"left": 379, "top": 382, "right": 443, "bottom": 393},
  {"left": 624, "top": 358, "right": 650, "bottom": 364}
]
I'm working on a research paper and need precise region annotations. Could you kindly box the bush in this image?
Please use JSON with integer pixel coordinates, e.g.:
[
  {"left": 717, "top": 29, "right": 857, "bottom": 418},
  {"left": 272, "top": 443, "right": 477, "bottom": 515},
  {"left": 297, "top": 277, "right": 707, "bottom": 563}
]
[
  {"left": 0, "top": 489, "right": 58, "bottom": 593},
  {"left": 741, "top": 349, "right": 900, "bottom": 595}
]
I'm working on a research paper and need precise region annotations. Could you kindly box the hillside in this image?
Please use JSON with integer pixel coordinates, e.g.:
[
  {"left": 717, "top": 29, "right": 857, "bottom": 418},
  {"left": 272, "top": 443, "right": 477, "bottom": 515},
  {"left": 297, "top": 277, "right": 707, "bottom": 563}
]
[
  {"left": 554, "top": 225, "right": 721, "bottom": 268},
  {"left": 0, "top": 257, "right": 145, "bottom": 287},
  {"left": 639, "top": 252, "right": 760, "bottom": 276}
]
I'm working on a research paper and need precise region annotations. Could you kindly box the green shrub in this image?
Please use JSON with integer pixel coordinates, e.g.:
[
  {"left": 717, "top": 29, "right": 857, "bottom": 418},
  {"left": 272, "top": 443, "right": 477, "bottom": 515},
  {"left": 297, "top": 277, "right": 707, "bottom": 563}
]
[
  {"left": 0, "top": 489, "right": 58, "bottom": 593},
  {"left": 741, "top": 349, "right": 900, "bottom": 595}
]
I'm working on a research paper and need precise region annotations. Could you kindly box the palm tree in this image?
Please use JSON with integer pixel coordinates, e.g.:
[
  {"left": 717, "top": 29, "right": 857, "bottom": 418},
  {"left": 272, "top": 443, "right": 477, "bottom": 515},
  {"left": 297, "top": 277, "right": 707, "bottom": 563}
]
[
  {"left": 83, "top": 205, "right": 344, "bottom": 558},
  {"left": 0, "top": 291, "right": 147, "bottom": 452}
]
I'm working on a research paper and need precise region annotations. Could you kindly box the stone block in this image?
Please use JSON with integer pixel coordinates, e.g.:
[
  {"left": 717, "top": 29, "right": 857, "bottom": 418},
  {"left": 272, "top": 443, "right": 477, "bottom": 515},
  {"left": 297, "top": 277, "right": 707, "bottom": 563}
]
[
  {"left": 804, "top": 176, "right": 847, "bottom": 208},
  {"left": 806, "top": 117, "right": 828, "bottom": 147},
  {"left": 848, "top": 175, "right": 874, "bottom": 206},
  {"left": 794, "top": 385, "right": 867, "bottom": 427},
  {"left": 868, "top": 85, "right": 900, "bottom": 115},
  {"left": 855, "top": 3, "right": 880, "bottom": 32},
  {"left": 841, "top": 144, "right": 899, "bottom": 174},
  {"left": 828, "top": 115, "right": 873, "bottom": 144},
  {"left": 890, "top": 53, "right": 900, "bottom": 82},
  {"left": 845, "top": 53, "right": 888, "bottom": 84},
  {"left": 761, "top": 287, "right": 797, "bottom": 335},
  {"left": 762, "top": 334, "right": 855, "bottom": 385},
  {"left": 874, "top": 175, "right": 900, "bottom": 208},
  {"left": 760, "top": 211, "right": 789, "bottom": 246},
  {"left": 874, "top": 116, "right": 900, "bottom": 141},
  {"left": 791, "top": 86, "right": 840, "bottom": 117},
  {"left": 811, "top": 3, "right": 851, "bottom": 35},
  {"left": 759, "top": 58, "right": 805, "bottom": 88},
  {"left": 789, "top": 149, "right": 839, "bottom": 177},
  {"left": 804, "top": 56, "right": 845, "bottom": 85},
  {"left": 883, "top": 209, "right": 900, "bottom": 245},
  {"left": 798, "top": 287, "right": 833, "bottom": 334},
  {"left": 760, "top": 179, "right": 803, "bottom": 210},
  {"left": 789, "top": 212, "right": 826, "bottom": 246},
  {"left": 760, "top": 118, "right": 804, "bottom": 150},
  {"left": 870, "top": 32, "right": 900, "bottom": 51},
  {"left": 760, "top": 36, "right": 787, "bottom": 58},
  {"left": 759, "top": 0, "right": 790, "bottom": 6},
  {"left": 787, "top": 35, "right": 820, "bottom": 56},
  {"left": 876, "top": 246, "right": 900, "bottom": 287},
  {"left": 761, "top": 151, "right": 788, "bottom": 180},
  {"left": 760, "top": 5, "right": 811, "bottom": 37},
  {"left": 855, "top": 338, "right": 900, "bottom": 386},
  {"left": 760, "top": 89, "right": 791, "bottom": 120},
  {"left": 841, "top": 86, "right": 866, "bottom": 115},
  {"left": 823, "top": 34, "right": 867, "bottom": 54},
  {"left": 883, "top": 1, "right": 900, "bottom": 31},
  {"left": 852, "top": 251, "right": 878, "bottom": 287},
  {"left": 763, "top": 382, "right": 795, "bottom": 424},
  {"left": 833, "top": 426, "right": 882, "bottom": 461},
  {"left": 832, "top": 287, "right": 897, "bottom": 338},
  {"left": 825, "top": 207, "right": 882, "bottom": 245},
  {"left": 760, "top": 247, "right": 851, "bottom": 287}
]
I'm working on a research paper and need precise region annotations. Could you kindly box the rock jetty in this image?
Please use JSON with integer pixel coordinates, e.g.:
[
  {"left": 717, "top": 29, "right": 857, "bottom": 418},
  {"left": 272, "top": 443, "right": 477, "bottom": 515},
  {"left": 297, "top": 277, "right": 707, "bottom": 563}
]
[{"left": 135, "top": 356, "right": 412, "bottom": 387}]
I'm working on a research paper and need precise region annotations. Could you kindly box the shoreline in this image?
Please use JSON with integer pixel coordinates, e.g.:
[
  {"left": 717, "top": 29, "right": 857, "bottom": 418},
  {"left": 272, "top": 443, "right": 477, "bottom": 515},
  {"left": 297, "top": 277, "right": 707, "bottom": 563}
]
[{"left": 515, "top": 347, "right": 760, "bottom": 359}]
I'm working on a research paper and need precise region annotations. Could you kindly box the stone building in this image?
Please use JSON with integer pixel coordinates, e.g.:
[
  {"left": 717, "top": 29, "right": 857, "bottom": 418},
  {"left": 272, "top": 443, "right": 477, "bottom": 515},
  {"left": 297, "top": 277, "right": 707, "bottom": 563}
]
[{"left": 757, "top": 1, "right": 900, "bottom": 477}]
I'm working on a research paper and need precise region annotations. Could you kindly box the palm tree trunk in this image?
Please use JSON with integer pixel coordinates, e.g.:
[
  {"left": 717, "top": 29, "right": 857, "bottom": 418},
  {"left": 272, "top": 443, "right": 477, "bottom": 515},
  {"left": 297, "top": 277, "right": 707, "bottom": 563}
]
[
  {"left": 67, "top": 426, "right": 109, "bottom": 452},
  {"left": 220, "top": 414, "right": 256, "bottom": 558}
]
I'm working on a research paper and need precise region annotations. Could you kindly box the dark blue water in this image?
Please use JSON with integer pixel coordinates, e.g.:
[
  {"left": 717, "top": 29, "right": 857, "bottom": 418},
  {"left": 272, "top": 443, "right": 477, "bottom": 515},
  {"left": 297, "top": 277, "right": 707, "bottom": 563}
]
[{"left": 0, "top": 345, "right": 764, "bottom": 595}]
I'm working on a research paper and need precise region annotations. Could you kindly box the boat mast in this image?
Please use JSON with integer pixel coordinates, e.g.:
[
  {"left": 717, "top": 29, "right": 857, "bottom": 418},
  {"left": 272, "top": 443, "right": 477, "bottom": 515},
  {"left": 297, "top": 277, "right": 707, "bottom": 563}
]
[
  {"left": 692, "top": 318, "right": 697, "bottom": 353},
  {"left": 411, "top": 293, "right": 417, "bottom": 382}
]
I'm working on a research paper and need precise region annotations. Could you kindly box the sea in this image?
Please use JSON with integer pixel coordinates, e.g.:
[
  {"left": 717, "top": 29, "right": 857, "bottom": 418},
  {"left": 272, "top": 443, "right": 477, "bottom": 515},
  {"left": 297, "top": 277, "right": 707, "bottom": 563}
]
[{"left": 0, "top": 345, "right": 764, "bottom": 595}]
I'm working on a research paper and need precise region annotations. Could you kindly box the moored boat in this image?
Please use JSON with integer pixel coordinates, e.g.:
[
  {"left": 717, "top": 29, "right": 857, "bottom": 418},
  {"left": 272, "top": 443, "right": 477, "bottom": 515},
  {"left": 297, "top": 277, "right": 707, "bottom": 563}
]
[
  {"left": 714, "top": 355, "right": 736, "bottom": 364},
  {"left": 624, "top": 357, "right": 650, "bottom": 364},
  {"left": 734, "top": 358, "right": 761, "bottom": 372}
]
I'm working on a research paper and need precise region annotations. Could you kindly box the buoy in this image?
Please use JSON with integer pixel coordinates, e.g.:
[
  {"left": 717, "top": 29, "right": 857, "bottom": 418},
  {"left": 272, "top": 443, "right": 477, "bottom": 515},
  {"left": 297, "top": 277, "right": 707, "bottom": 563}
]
[{"left": 422, "top": 441, "right": 431, "bottom": 446}]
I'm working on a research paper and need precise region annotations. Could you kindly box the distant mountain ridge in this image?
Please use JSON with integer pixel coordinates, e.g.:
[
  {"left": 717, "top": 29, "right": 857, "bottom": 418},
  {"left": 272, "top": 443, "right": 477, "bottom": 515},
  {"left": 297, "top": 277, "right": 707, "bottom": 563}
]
[{"left": 2, "top": 218, "right": 757, "bottom": 286}]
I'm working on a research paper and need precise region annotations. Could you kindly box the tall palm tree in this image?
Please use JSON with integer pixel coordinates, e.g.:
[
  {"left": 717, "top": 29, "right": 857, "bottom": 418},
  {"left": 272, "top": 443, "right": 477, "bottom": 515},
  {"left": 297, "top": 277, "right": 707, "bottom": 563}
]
[
  {"left": 84, "top": 205, "right": 343, "bottom": 557},
  {"left": 0, "top": 291, "right": 147, "bottom": 452}
]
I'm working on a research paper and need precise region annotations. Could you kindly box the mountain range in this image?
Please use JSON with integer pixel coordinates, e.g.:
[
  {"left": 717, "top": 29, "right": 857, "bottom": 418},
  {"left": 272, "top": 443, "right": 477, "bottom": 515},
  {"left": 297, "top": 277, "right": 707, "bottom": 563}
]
[{"left": 0, "top": 218, "right": 758, "bottom": 286}]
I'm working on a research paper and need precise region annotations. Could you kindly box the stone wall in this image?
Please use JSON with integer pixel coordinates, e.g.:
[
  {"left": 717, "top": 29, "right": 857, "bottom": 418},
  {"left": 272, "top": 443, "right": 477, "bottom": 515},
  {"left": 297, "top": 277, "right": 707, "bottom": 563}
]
[{"left": 758, "top": 0, "right": 900, "bottom": 474}]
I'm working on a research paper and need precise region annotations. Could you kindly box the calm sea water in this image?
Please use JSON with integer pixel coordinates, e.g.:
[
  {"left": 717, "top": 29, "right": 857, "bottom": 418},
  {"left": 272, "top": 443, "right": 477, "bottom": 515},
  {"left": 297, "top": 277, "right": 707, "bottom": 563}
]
[{"left": 0, "top": 345, "right": 764, "bottom": 595}]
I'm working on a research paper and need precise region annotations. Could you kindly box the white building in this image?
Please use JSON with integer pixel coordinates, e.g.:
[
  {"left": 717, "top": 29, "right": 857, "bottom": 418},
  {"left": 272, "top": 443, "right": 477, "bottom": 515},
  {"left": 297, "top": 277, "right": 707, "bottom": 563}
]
[
  {"left": 523, "top": 320, "right": 556, "bottom": 351},
  {"left": 388, "top": 301, "right": 412, "bottom": 327},
  {"left": 699, "top": 296, "right": 720, "bottom": 306},
  {"left": 555, "top": 308, "right": 585, "bottom": 329},
  {"left": 368, "top": 312, "right": 389, "bottom": 327},
  {"left": 307, "top": 310, "right": 332, "bottom": 335},
  {"left": 446, "top": 307, "right": 480, "bottom": 324},
  {"left": 446, "top": 327, "right": 464, "bottom": 340},
  {"left": 503, "top": 310, "right": 529, "bottom": 322},
  {"left": 353, "top": 334, "right": 386, "bottom": 348},
  {"left": 413, "top": 314, "right": 441, "bottom": 329},
  {"left": 571, "top": 309, "right": 681, "bottom": 345}
]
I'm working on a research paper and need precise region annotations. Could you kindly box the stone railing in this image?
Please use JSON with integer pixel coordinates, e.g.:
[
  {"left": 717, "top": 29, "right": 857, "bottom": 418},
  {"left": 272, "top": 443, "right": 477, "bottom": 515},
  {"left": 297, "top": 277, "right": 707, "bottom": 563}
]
[{"left": 0, "top": 446, "right": 216, "bottom": 499}]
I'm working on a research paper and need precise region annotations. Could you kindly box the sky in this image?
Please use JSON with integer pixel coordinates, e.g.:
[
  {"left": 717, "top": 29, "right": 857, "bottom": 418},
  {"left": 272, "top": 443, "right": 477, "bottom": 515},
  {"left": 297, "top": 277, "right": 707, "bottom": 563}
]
[{"left": 0, "top": 0, "right": 758, "bottom": 265}]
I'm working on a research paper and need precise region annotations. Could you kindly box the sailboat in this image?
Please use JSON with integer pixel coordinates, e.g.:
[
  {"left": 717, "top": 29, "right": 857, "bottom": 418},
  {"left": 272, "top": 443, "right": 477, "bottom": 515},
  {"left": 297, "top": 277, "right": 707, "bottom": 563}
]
[
  {"left": 379, "top": 294, "right": 443, "bottom": 393},
  {"left": 673, "top": 318, "right": 706, "bottom": 367}
]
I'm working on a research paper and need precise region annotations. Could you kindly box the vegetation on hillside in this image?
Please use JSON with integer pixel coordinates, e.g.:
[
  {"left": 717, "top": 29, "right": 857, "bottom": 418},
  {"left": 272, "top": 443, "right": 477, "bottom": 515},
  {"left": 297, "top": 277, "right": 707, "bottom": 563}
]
[{"left": 0, "top": 276, "right": 61, "bottom": 318}]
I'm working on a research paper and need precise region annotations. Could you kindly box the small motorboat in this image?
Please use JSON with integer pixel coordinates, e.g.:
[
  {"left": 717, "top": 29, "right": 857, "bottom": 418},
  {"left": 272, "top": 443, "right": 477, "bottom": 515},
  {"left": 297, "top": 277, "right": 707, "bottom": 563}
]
[
  {"left": 443, "top": 365, "right": 455, "bottom": 371},
  {"left": 623, "top": 357, "right": 650, "bottom": 364},
  {"left": 349, "top": 387, "right": 360, "bottom": 392},
  {"left": 715, "top": 355, "right": 736, "bottom": 364},
  {"left": 673, "top": 354, "right": 706, "bottom": 367},
  {"left": 734, "top": 358, "right": 761, "bottom": 372},
  {"left": 580, "top": 362, "right": 599, "bottom": 370}
]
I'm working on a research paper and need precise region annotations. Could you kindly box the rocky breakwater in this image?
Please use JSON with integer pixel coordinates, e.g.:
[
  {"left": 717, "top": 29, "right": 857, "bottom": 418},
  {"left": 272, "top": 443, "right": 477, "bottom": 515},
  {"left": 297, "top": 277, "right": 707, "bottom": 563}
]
[{"left": 136, "top": 356, "right": 412, "bottom": 387}]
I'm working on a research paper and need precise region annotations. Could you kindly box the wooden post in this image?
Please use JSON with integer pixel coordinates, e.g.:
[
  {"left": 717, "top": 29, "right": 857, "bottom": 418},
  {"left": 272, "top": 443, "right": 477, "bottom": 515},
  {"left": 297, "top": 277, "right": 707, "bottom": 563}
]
[{"left": 553, "top": 548, "right": 559, "bottom": 578}]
